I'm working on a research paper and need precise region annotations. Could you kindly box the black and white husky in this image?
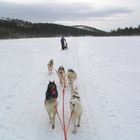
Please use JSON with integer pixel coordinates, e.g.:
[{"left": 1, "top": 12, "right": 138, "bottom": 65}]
[{"left": 44, "top": 81, "right": 58, "bottom": 129}]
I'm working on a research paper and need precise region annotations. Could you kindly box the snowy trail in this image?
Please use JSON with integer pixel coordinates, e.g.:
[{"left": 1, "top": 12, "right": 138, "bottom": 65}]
[
  {"left": 0, "top": 37, "right": 140, "bottom": 140},
  {"left": 76, "top": 41, "right": 117, "bottom": 140},
  {"left": 76, "top": 37, "right": 140, "bottom": 140}
]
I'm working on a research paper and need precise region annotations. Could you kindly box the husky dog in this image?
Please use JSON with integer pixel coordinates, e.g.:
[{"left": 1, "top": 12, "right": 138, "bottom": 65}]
[
  {"left": 57, "top": 66, "right": 66, "bottom": 86},
  {"left": 70, "top": 84, "right": 80, "bottom": 100},
  {"left": 67, "top": 69, "right": 77, "bottom": 86},
  {"left": 44, "top": 81, "right": 58, "bottom": 129},
  {"left": 70, "top": 90, "right": 82, "bottom": 133},
  {"left": 47, "top": 59, "right": 54, "bottom": 75}
]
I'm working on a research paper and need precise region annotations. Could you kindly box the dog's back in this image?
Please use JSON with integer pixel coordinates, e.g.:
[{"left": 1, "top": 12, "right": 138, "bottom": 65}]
[
  {"left": 47, "top": 59, "right": 54, "bottom": 75},
  {"left": 67, "top": 69, "right": 77, "bottom": 85},
  {"left": 70, "top": 97, "right": 83, "bottom": 133},
  {"left": 44, "top": 98, "right": 58, "bottom": 118},
  {"left": 70, "top": 85, "right": 80, "bottom": 101},
  {"left": 58, "top": 66, "right": 66, "bottom": 84},
  {"left": 70, "top": 98, "right": 82, "bottom": 117}
]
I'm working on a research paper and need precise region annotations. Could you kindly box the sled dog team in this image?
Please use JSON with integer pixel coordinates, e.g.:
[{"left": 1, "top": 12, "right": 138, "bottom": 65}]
[{"left": 45, "top": 59, "right": 83, "bottom": 133}]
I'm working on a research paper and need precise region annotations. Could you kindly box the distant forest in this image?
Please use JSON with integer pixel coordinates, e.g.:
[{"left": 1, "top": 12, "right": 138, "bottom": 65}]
[
  {"left": 0, "top": 18, "right": 106, "bottom": 39},
  {"left": 0, "top": 18, "right": 140, "bottom": 39},
  {"left": 110, "top": 25, "right": 140, "bottom": 36}
]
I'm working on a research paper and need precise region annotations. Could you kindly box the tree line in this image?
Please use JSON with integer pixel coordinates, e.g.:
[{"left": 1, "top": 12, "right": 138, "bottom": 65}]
[
  {"left": 110, "top": 25, "right": 140, "bottom": 36},
  {"left": 0, "top": 18, "right": 106, "bottom": 39},
  {"left": 0, "top": 18, "right": 140, "bottom": 39}
]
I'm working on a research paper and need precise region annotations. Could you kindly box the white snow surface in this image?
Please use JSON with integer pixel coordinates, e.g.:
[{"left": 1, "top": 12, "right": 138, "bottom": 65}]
[{"left": 0, "top": 36, "right": 140, "bottom": 140}]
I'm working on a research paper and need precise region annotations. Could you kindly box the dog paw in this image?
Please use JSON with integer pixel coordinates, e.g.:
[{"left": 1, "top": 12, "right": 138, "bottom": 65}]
[
  {"left": 72, "top": 130, "right": 76, "bottom": 134},
  {"left": 52, "top": 125, "right": 55, "bottom": 129},
  {"left": 77, "top": 124, "right": 80, "bottom": 127}
]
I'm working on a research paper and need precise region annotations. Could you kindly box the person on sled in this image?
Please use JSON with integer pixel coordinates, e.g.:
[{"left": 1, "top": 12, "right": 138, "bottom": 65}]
[{"left": 60, "top": 36, "right": 68, "bottom": 50}]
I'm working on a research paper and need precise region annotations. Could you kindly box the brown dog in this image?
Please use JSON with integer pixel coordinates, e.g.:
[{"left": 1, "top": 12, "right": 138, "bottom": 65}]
[
  {"left": 47, "top": 59, "right": 53, "bottom": 75},
  {"left": 67, "top": 69, "right": 77, "bottom": 86},
  {"left": 57, "top": 66, "right": 66, "bottom": 86}
]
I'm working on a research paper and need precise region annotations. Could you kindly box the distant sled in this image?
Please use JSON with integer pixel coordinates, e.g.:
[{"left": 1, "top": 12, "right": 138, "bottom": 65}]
[{"left": 62, "top": 41, "right": 68, "bottom": 50}]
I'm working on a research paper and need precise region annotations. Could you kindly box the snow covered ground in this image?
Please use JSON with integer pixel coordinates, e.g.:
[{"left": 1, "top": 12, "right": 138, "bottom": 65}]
[{"left": 0, "top": 36, "right": 140, "bottom": 140}]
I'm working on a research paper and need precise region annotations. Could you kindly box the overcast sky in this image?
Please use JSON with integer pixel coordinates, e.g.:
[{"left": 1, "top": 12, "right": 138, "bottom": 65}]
[{"left": 0, "top": 0, "right": 140, "bottom": 31}]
